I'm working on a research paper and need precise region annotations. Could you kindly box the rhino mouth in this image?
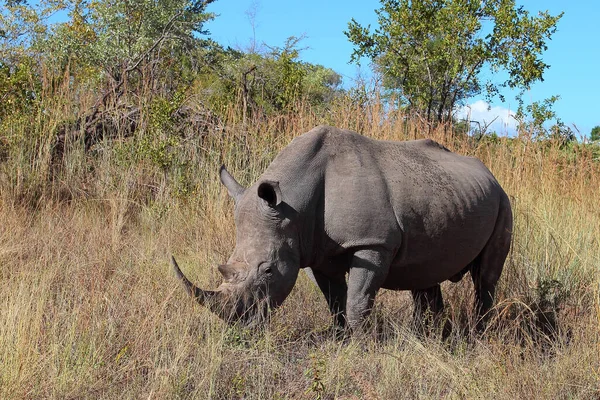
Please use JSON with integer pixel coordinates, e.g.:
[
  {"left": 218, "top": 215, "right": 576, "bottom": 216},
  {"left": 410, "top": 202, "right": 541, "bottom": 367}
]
[{"left": 171, "top": 256, "right": 271, "bottom": 323}]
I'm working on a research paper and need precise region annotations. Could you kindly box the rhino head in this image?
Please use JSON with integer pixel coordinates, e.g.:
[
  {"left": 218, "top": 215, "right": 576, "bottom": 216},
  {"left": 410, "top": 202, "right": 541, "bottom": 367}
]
[{"left": 172, "top": 165, "right": 301, "bottom": 323}]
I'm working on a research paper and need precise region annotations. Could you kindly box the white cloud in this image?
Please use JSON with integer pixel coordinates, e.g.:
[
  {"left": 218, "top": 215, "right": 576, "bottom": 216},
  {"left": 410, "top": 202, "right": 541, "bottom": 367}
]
[{"left": 455, "top": 100, "right": 517, "bottom": 135}]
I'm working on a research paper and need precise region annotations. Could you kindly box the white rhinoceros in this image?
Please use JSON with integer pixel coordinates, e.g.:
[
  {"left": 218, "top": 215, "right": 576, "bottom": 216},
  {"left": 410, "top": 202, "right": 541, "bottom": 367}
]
[{"left": 172, "top": 125, "right": 513, "bottom": 331}]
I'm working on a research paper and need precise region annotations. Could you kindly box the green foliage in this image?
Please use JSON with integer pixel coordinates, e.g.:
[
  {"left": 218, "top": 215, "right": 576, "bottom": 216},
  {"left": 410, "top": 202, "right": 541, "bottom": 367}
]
[
  {"left": 0, "top": 0, "right": 347, "bottom": 210},
  {"left": 0, "top": 58, "right": 39, "bottom": 119},
  {"left": 0, "top": 0, "right": 54, "bottom": 121},
  {"left": 0, "top": 0, "right": 52, "bottom": 54},
  {"left": 148, "top": 90, "right": 186, "bottom": 133},
  {"left": 303, "top": 61, "right": 343, "bottom": 106},
  {"left": 346, "top": 0, "right": 563, "bottom": 123},
  {"left": 516, "top": 95, "right": 574, "bottom": 145},
  {"left": 110, "top": 93, "right": 186, "bottom": 172},
  {"left": 43, "top": 0, "right": 216, "bottom": 78},
  {"left": 272, "top": 37, "right": 306, "bottom": 110},
  {"left": 196, "top": 37, "right": 342, "bottom": 119},
  {"left": 136, "top": 134, "right": 180, "bottom": 171},
  {"left": 0, "top": 0, "right": 219, "bottom": 163},
  {"left": 590, "top": 126, "right": 600, "bottom": 142},
  {"left": 1, "top": 0, "right": 344, "bottom": 146},
  {"left": 517, "top": 96, "right": 561, "bottom": 137},
  {"left": 3, "top": 0, "right": 217, "bottom": 108}
]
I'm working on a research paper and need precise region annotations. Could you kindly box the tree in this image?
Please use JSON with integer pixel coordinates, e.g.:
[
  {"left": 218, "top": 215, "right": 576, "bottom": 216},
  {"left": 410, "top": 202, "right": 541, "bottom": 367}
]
[
  {"left": 591, "top": 126, "right": 600, "bottom": 142},
  {"left": 46, "top": 0, "right": 216, "bottom": 96},
  {"left": 197, "top": 37, "right": 342, "bottom": 120},
  {"left": 2, "top": 0, "right": 216, "bottom": 86},
  {"left": 514, "top": 95, "right": 575, "bottom": 145},
  {"left": 1, "top": 0, "right": 219, "bottom": 147},
  {"left": 345, "top": 0, "right": 563, "bottom": 124},
  {"left": 45, "top": 0, "right": 217, "bottom": 147},
  {"left": 1, "top": 0, "right": 60, "bottom": 120}
]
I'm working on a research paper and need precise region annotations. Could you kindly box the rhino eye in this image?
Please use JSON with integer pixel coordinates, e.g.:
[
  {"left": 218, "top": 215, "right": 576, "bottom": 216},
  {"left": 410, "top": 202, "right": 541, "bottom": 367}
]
[{"left": 259, "top": 262, "right": 274, "bottom": 276}]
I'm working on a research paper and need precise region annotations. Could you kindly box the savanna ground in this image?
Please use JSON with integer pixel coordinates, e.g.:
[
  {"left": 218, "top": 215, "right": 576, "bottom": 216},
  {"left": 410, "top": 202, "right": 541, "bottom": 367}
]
[{"left": 0, "top": 96, "right": 599, "bottom": 399}]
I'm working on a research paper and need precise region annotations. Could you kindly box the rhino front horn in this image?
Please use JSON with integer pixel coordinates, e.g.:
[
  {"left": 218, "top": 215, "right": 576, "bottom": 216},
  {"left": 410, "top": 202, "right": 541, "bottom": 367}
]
[{"left": 170, "top": 255, "right": 229, "bottom": 317}]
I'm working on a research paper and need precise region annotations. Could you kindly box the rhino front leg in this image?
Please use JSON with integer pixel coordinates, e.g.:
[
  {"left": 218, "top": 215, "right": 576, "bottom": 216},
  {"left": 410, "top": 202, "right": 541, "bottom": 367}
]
[
  {"left": 346, "top": 248, "right": 391, "bottom": 331},
  {"left": 311, "top": 268, "right": 348, "bottom": 328}
]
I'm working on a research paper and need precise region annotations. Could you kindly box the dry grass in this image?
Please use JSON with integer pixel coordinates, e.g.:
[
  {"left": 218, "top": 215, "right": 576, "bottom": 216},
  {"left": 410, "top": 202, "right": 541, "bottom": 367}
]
[{"left": 0, "top": 95, "right": 599, "bottom": 399}]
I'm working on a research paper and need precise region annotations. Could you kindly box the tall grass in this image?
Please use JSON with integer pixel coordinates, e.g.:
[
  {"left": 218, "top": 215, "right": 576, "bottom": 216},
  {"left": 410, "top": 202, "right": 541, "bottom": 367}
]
[{"left": 0, "top": 88, "right": 599, "bottom": 398}]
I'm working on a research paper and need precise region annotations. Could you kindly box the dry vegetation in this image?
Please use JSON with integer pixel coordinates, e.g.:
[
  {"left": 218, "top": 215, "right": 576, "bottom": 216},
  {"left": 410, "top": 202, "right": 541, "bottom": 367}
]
[{"left": 0, "top": 94, "right": 599, "bottom": 399}]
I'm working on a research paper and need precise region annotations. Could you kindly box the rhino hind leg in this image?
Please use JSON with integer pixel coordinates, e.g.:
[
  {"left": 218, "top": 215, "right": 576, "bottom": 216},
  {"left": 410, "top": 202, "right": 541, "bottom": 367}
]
[
  {"left": 411, "top": 285, "right": 444, "bottom": 319},
  {"left": 411, "top": 285, "right": 452, "bottom": 337},
  {"left": 470, "top": 196, "right": 513, "bottom": 329}
]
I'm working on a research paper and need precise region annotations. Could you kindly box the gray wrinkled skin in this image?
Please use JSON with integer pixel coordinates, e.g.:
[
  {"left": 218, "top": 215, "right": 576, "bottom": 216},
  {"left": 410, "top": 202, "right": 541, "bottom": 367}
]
[{"left": 172, "top": 126, "right": 513, "bottom": 330}]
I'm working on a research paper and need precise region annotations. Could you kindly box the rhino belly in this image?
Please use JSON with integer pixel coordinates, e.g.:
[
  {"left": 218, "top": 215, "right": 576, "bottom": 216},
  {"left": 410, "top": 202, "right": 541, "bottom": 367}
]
[
  {"left": 382, "top": 260, "right": 473, "bottom": 290},
  {"left": 381, "top": 221, "right": 494, "bottom": 290}
]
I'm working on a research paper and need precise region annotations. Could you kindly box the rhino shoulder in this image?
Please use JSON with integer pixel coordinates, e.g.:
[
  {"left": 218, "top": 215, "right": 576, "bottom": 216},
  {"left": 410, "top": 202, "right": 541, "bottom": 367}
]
[
  {"left": 300, "top": 125, "right": 341, "bottom": 141},
  {"left": 413, "top": 138, "right": 451, "bottom": 153},
  {"left": 288, "top": 125, "right": 337, "bottom": 151},
  {"left": 291, "top": 126, "right": 370, "bottom": 155}
]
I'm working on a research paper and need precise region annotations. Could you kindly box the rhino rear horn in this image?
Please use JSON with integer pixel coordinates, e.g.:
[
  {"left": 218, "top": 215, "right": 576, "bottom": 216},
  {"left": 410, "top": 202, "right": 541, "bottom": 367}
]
[
  {"left": 218, "top": 263, "right": 248, "bottom": 282},
  {"left": 220, "top": 165, "right": 245, "bottom": 202}
]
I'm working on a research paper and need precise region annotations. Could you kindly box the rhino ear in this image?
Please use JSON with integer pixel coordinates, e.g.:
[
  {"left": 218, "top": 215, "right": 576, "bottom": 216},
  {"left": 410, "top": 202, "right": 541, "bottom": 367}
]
[
  {"left": 257, "top": 180, "right": 282, "bottom": 207},
  {"left": 220, "top": 165, "right": 245, "bottom": 202}
]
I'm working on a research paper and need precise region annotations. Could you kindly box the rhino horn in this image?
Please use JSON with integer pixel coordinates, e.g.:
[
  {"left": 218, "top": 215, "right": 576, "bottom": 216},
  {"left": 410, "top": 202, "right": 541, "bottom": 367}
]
[
  {"left": 218, "top": 262, "right": 248, "bottom": 282},
  {"left": 219, "top": 165, "right": 245, "bottom": 202},
  {"left": 171, "top": 256, "right": 231, "bottom": 318}
]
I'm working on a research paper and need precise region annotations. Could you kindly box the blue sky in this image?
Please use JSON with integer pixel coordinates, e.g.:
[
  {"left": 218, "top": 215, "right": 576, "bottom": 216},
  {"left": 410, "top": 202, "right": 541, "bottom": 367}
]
[{"left": 205, "top": 1, "right": 600, "bottom": 138}]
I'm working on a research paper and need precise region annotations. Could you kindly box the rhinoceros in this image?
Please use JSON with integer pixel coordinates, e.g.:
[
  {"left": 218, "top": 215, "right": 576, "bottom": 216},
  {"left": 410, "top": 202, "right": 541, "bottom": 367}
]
[{"left": 172, "top": 125, "right": 513, "bottom": 330}]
